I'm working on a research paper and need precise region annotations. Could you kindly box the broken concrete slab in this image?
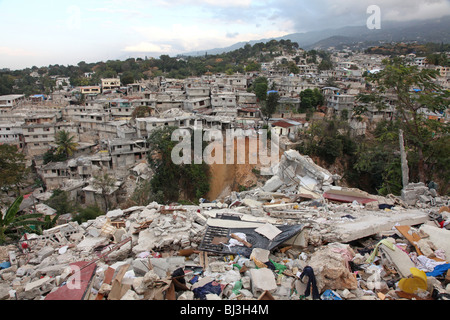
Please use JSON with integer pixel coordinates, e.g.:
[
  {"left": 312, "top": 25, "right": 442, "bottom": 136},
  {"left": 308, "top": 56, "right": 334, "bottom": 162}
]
[
  {"left": 262, "top": 175, "right": 284, "bottom": 192},
  {"left": 249, "top": 268, "right": 277, "bottom": 296},
  {"left": 379, "top": 244, "right": 416, "bottom": 278},
  {"left": 323, "top": 188, "right": 378, "bottom": 204},
  {"left": 106, "top": 209, "right": 124, "bottom": 220},
  {"left": 37, "top": 246, "right": 54, "bottom": 263},
  {"left": 132, "top": 259, "right": 150, "bottom": 277},
  {"left": 149, "top": 257, "right": 186, "bottom": 279},
  {"left": 325, "top": 209, "right": 429, "bottom": 244},
  {"left": 276, "top": 150, "right": 338, "bottom": 190},
  {"left": 76, "top": 236, "right": 110, "bottom": 253},
  {"left": 419, "top": 224, "right": 450, "bottom": 261},
  {"left": 25, "top": 276, "right": 52, "bottom": 292},
  {"left": 250, "top": 248, "right": 270, "bottom": 263},
  {"left": 242, "top": 198, "right": 263, "bottom": 208}
]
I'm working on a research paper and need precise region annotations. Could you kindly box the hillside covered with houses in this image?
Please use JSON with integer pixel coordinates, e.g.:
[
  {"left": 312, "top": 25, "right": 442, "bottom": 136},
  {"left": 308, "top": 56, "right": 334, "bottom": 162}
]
[{"left": 0, "top": 40, "right": 449, "bottom": 217}]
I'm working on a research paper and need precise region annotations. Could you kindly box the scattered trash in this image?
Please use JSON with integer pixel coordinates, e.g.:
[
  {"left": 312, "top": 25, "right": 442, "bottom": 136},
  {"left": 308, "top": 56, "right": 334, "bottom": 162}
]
[
  {"left": 321, "top": 289, "right": 342, "bottom": 300},
  {"left": 0, "top": 149, "right": 448, "bottom": 301},
  {"left": 398, "top": 268, "right": 427, "bottom": 294}
]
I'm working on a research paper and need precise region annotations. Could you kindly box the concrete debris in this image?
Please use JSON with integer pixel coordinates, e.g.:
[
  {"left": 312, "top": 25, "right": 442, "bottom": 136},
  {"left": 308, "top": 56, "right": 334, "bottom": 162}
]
[{"left": 0, "top": 150, "right": 449, "bottom": 301}]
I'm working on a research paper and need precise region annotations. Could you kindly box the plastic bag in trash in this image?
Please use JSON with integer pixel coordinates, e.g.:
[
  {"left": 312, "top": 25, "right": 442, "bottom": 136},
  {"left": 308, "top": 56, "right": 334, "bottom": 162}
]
[{"left": 321, "top": 289, "right": 342, "bottom": 300}]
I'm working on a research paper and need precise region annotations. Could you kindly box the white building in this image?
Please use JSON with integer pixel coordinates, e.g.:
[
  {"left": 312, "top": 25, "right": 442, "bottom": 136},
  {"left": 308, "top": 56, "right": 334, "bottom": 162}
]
[{"left": 0, "top": 94, "right": 25, "bottom": 113}]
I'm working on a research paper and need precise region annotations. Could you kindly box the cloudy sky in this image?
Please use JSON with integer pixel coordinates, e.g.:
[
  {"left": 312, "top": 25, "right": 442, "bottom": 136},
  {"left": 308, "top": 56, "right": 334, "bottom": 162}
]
[{"left": 1, "top": 0, "right": 449, "bottom": 70}]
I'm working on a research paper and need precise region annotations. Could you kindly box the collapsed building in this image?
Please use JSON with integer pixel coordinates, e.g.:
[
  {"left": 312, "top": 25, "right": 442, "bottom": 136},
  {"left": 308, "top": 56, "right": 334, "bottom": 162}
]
[{"left": 0, "top": 149, "right": 449, "bottom": 301}]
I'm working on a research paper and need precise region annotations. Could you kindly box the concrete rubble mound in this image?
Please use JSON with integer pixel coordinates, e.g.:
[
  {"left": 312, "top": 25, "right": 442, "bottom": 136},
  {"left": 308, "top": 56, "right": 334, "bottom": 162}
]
[{"left": 1, "top": 150, "right": 449, "bottom": 301}]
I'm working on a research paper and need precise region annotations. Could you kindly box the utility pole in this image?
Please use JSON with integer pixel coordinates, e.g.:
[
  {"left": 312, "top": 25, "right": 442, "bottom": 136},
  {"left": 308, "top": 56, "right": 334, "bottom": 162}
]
[{"left": 399, "top": 129, "right": 409, "bottom": 189}]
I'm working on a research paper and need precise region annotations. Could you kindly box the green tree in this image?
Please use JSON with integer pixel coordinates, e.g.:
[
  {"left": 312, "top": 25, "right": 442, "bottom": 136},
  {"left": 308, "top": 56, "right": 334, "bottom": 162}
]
[
  {"left": 72, "top": 205, "right": 103, "bottom": 224},
  {"left": 317, "top": 50, "right": 334, "bottom": 71},
  {"left": 45, "top": 189, "right": 74, "bottom": 216},
  {"left": 55, "top": 130, "right": 78, "bottom": 159},
  {"left": 147, "top": 126, "right": 210, "bottom": 203},
  {"left": 318, "top": 59, "right": 333, "bottom": 71},
  {"left": 0, "top": 196, "right": 45, "bottom": 244},
  {"left": 299, "top": 88, "right": 324, "bottom": 113},
  {"left": 360, "top": 57, "right": 450, "bottom": 182},
  {"left": 0, "top": 74, "right": 14, "bottom": 95},
  {"left": 249, "top": 77, "right": 269, "bottom": 102},
  {"left": 353, "top": 120, "right": 403, "bottom": 195},
  {"left": 120, "top": 71, "right": 134, "bottom": 86},
  {"left": 426, "top": 53, "right": 450, "bottom": 67},
  {"left": 261, "top": 91, "right": 279, "bottom": 123},
  {"left": 245, "top": 61, "right": 261, "bottom": 72},
  {"left": 0, "top": 144, "right": 29, "bottom": 195},
  {"left": 181, "top": 164, "right": 210, "bottom": 200},
  {"left": 297, "top": 118, "right": 356, "bottom": 165},
  {"left": 43, "top": 147, "right": 67, "bottom": 164},
  {"left": 288, "top": 61, "right": 300, "bottom": 74}
]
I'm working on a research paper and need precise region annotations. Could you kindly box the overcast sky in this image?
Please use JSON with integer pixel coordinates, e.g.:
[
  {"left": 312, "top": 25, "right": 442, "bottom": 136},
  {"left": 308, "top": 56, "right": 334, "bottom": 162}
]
[{"left": 1, "top": 0, "right": 449, "bottom": 70}]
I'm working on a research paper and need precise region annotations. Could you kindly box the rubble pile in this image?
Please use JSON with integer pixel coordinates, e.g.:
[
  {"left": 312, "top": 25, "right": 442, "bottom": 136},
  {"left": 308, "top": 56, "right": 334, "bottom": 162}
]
[{"left": 0, "top": 150, "right": 449, "bottom": 301}]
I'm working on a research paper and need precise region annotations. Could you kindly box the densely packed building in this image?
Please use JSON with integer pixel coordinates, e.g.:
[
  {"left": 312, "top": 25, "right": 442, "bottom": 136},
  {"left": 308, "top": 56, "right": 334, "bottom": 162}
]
[{"left": 0, "top": 47, "right": 448, "bottom": 207}]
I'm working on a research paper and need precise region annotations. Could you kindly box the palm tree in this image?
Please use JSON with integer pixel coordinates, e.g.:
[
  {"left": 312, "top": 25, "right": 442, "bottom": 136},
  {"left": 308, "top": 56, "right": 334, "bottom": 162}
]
[
  {"left": 55, "top": 130, "right": 78, "bottom": 159},
  {"left": 0, "top": 196, "right": 45, "bottom": 244}
]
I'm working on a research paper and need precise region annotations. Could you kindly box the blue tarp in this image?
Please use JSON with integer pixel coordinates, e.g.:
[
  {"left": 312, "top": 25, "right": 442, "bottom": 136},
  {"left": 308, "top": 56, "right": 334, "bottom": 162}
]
[{"left": 426, "top": 263, "right": 450, "bottom": 277}]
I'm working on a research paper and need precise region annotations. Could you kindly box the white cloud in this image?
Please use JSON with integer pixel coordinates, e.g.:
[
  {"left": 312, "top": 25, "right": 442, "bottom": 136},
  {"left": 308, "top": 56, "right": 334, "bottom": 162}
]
[
  {"left": 276, "top": 0, "right": 450, "bottom": 32},
  {"left": 87, "top": 6, "right": 152, "bottom": 19},
  {"left": 125, "top": 23, "right": 290, "bottom": 54},
  {"left": 379, "top": 0, "right": 450, "bottom": 21},
  {"left": 123, "top": 42, "right": 173, "bottom": 53},
  {"left": 0, "top": 46, "right": 36, "bottom": 57},
  {"left": 198, "top": 0, "right": 252, "bottom": 8},
  {"left": 152, "top": 0, "right": 253, "bottom": 8},
  {"left": 325, "top": 0, "right": 450, "bottom": 20}
]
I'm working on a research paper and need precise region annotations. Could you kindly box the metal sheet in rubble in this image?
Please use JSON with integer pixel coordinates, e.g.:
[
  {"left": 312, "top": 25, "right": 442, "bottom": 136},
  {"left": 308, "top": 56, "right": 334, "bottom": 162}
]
[{"left": 199, "top": 223, "right": 303, "bottom": 257}]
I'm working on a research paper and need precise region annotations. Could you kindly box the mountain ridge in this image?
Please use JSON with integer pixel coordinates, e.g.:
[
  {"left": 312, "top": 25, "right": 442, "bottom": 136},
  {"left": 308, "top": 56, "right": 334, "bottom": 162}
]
[{"left": 180, "top": 16, "right": 450, "bottom": 57}]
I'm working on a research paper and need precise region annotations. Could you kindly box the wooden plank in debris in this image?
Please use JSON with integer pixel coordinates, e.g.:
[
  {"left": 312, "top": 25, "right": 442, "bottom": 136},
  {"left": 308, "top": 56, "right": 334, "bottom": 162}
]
[
  {"left": 165, "top": 281, "right": 176, "bottom": 300},
  {"left": 160, "top": 206, "right": 187, "bottom": 214},
  {"left": 108, "top": 264, "right": 130, "bottom": 300},
  {"left": 231, "top": 233, "right": 252, "bottom": 248},
  {"left": 258, "top": 290, "right": 275, "bottom": 300},
  {"left": 178, "top": 248, "right": 196, "bottom": 256},
  {"left": 199, "top": 251, "right": 208, "bottom": 269},
  {"left": 95, "top": 267, "right": 115, "bottom": 300},
  {"left": 395, "top": 225, "right": 424, "bottom": 256},
  {"left": 111, "top": 221, "right": 126, "bottom": 228},
  {"left": 211, "top": 236, "right": 228, "bottom": 245},
  {"left": 280, "top": 246, "right": 292, "bottom": 253},
  {"left": 395, "top": 290, "right": 433, "bottom": 300}
]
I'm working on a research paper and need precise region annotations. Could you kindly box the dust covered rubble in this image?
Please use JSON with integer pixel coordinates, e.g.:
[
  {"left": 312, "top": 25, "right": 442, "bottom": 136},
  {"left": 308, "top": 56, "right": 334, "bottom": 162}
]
[
  {"left": 0, "top": 151, "right": 449, "bottom": 300},
  {"left": 1, "top": 192, "right": 448, "bottom": 301}
]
